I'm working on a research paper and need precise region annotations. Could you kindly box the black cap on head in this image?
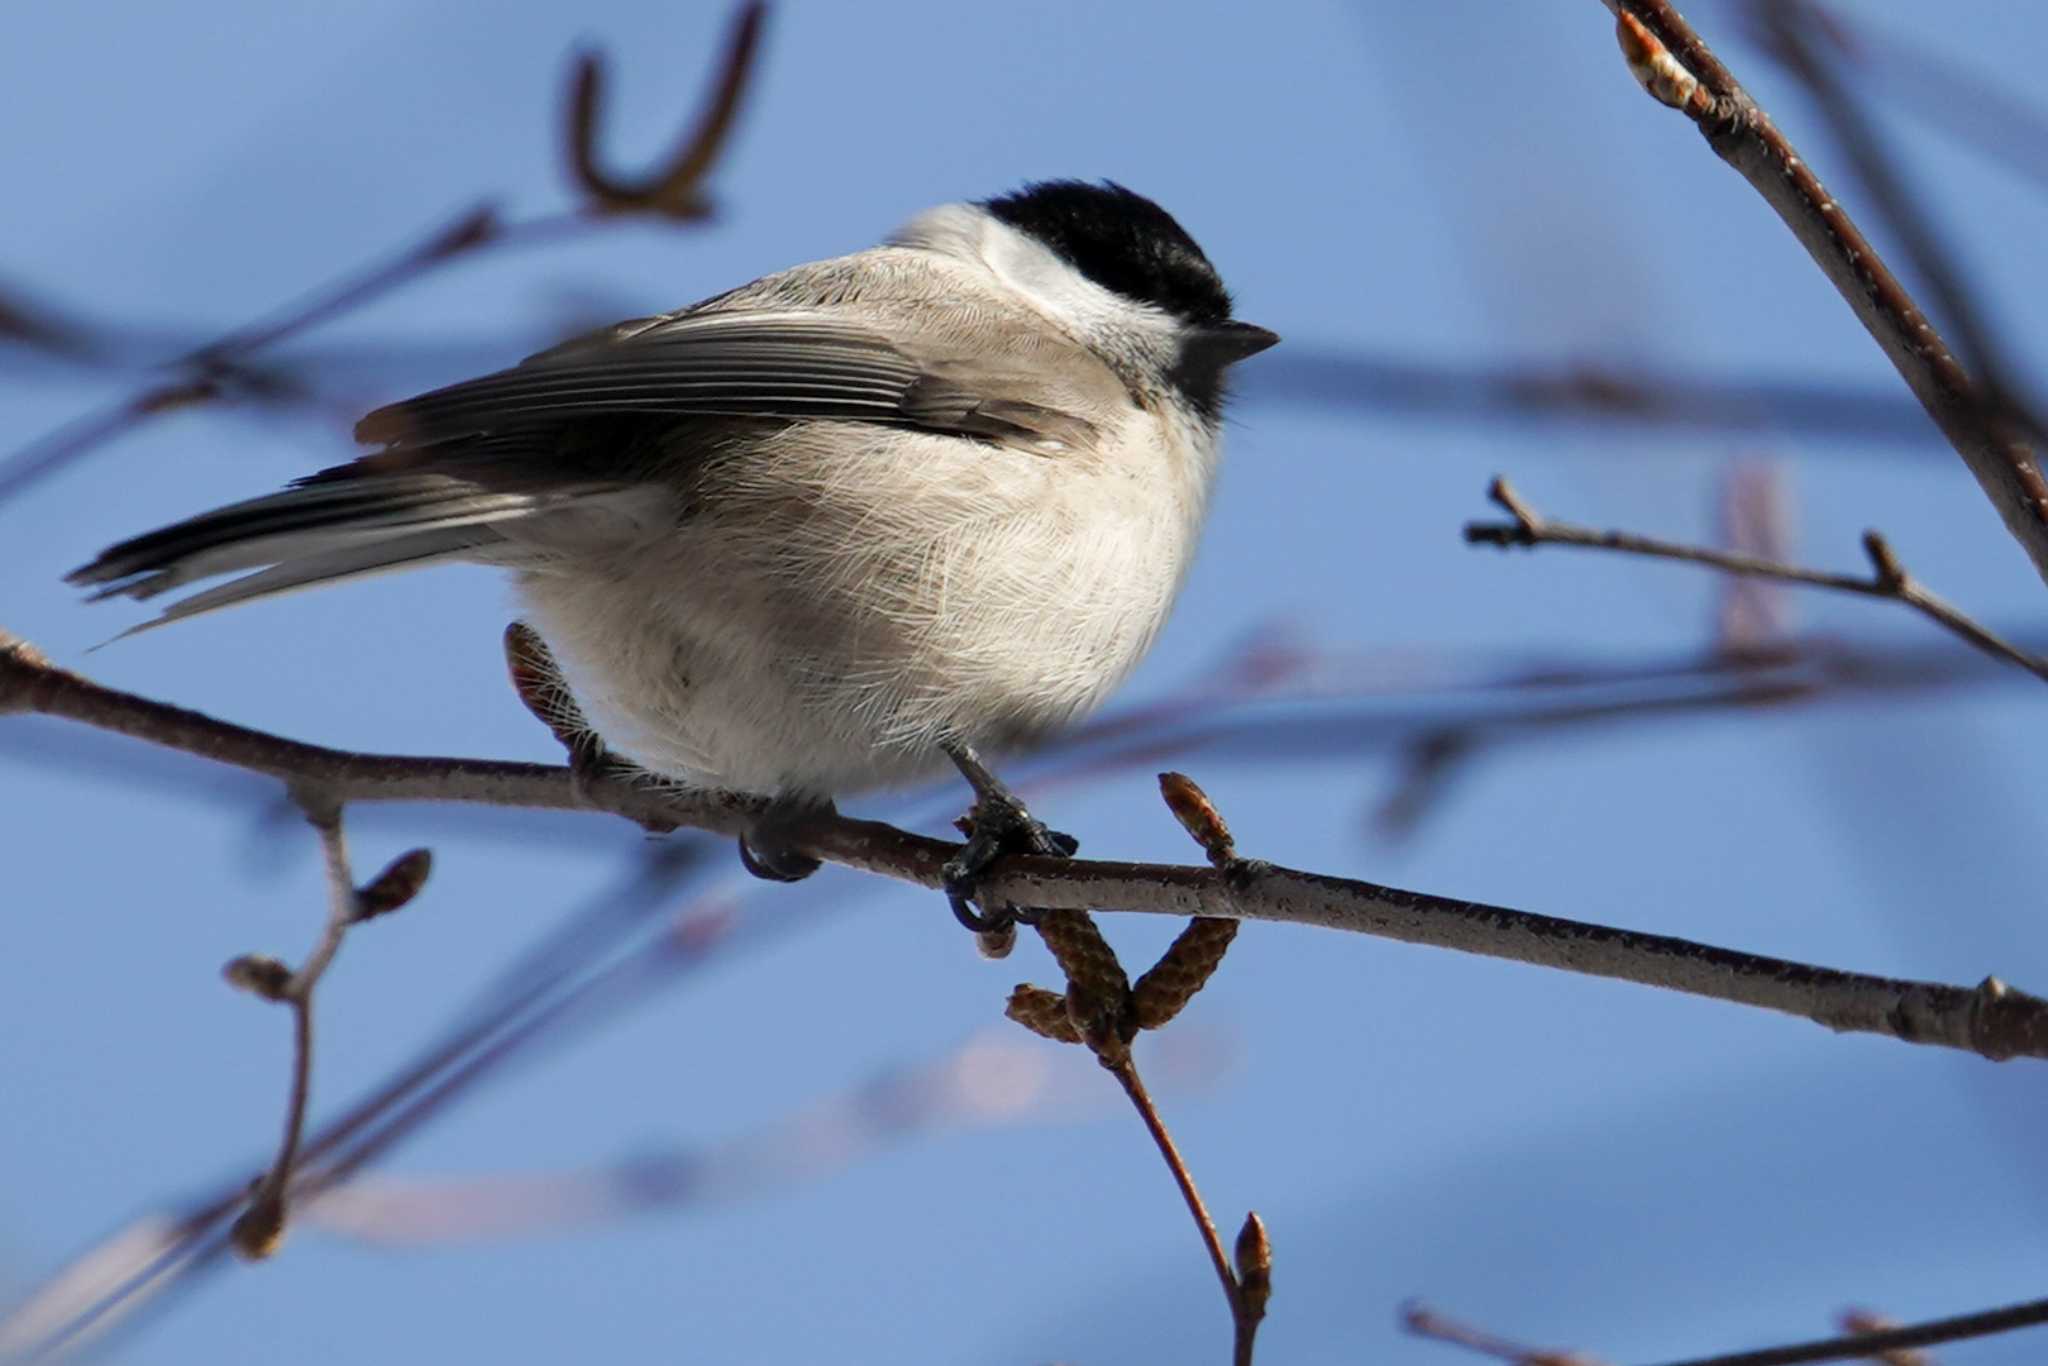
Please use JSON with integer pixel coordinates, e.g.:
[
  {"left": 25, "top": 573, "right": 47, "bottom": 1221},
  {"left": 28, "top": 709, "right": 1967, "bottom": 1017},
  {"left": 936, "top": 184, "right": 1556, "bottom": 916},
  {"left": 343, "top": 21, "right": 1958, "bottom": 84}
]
[{"left": 981, "top": 180, "right": 1235, "bottom": 326}]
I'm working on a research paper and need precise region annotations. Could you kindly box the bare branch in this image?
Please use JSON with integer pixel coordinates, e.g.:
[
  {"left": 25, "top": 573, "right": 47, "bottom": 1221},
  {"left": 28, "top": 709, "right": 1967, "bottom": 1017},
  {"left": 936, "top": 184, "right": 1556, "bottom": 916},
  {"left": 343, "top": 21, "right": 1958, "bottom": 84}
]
[
  {"left": 1602, "top": 0, "right": 2048, "bottom": 587},
  {"left": 1467, "top": 476, "right": 2048, "bottom": 684},
  {"left": 9, "top": 624, "right": 2048, "bottom": 1064}
]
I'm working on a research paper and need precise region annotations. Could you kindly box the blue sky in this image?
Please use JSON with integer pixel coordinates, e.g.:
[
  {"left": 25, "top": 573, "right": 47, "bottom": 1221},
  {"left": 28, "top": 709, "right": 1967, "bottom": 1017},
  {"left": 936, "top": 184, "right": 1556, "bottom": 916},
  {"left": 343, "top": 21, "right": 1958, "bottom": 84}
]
[{"left": 6, "top": 2, "right": 2048, "bottom": 1363}]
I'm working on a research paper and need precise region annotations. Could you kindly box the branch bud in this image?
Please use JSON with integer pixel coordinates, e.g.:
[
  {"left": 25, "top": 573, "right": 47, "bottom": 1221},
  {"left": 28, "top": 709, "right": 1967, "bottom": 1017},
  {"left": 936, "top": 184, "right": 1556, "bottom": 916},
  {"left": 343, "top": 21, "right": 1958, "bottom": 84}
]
[
  {"left": 1234, "top": 1211, "right": 1273, "bottom": 1321},
  {"left": 355, "top": 848, "right": 433, "bottom": 922},
  {"left": 222, "top": 954, "right": 293, "bottom": 1002}
]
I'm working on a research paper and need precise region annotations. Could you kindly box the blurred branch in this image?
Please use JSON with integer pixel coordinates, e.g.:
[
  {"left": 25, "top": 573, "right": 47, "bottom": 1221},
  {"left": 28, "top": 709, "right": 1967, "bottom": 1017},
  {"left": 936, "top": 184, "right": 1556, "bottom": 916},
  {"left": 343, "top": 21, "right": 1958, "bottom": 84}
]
[
  {"left": 1466, "top": 475, "right": 2048, "bottom": 684},
  {"left": 1405, "top": 1301, "right": 1607, "bottom": 1365},
  {"left": 0, "top": 3, "right": 767, "bottom": 507},
  {"left": 1244, "top": 350, "right": 1939, "bottom": 450},
  {"left": 1413, "top": 1293, "right": 2046, "bottom": 1366},
  {"left": 0, "top": 283, "right": 101, "bottom": 358},
  {"left": 1602, "top": 0, "right": 2048, "bottom": 587},
  {"left": 566, "top": 2, "right": 766, "bottom": 217},
  {"left": 1751, "top": 2, "right": 2048, "bottom": 454},
  {"left": 6, "top": 623, "right": 2037, "bottom": 836},
  {"left": 2, "top": 330, "right": 1958, "bottom": 456},
  {"left": 0, "top": 853, "right": 737, "bottom": 1359},
  {"left": 1833, "top": 1311, "right": 1934, "bottom": 1366},
  {"left": 1812, "top": 5, "right": 2048, "bottom": 199},
  {"left": 8, "top": 626, "right": 2048, "bottom": 1064}
]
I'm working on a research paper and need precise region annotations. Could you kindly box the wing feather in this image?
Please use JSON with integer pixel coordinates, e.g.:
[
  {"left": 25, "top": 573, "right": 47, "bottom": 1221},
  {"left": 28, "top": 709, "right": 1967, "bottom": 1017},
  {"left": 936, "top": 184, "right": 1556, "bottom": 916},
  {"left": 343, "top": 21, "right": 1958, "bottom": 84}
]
[{"left": 353, "top": 310, "right": 1095, "bottom": 453}]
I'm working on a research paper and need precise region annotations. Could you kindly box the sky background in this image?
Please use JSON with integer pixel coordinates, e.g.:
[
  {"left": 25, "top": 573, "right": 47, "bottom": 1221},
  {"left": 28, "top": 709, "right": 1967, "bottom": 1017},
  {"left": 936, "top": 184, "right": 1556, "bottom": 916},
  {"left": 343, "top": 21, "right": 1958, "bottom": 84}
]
[{"left": 5, "top": 2, "right": 2048, "bottom": 1362}]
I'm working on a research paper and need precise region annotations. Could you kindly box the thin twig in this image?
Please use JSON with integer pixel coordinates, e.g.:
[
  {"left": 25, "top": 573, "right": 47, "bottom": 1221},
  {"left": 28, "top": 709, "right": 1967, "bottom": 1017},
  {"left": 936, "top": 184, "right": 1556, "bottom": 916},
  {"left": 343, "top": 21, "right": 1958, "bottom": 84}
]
[
  {"left": 1602, "top": 0, "right": 2048, "bottom": 587},
  {"left": 8, "top": 625, "right": 2048, "bottom": 1064},
  {"left": 218, "top": 799, "right": 434, "bottom": 1260},
  {"left": 1466, "top": 476, "right": 2048, "bottom": 685},
  {"left": 1108, "top": 1058, "right": 1242, "bottom": 1339},
  {"left": 226, "top": 797, "right": 360, "bottom": 1259}
]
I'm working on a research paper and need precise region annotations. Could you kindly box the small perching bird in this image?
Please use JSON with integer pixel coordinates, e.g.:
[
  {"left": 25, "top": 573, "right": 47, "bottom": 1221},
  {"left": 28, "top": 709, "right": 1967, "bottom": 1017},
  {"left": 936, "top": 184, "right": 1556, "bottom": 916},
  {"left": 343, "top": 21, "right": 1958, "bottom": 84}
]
[{"left": 70, "top": 180, "right": 1277, "bottom": 917}]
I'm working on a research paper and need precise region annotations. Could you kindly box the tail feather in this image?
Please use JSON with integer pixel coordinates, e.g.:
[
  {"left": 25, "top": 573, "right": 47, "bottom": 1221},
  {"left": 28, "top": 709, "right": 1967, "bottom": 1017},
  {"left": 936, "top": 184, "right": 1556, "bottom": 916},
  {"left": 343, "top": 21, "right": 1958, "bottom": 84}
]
[
  {"left": 71, "top": 469, "right": 642, "bottom": 635},
  {"left": 100, "top": 525, "right": 501, "bottom": 640},
  {"left": 69, "top": 476, "right": 595, "bottom": 596}
]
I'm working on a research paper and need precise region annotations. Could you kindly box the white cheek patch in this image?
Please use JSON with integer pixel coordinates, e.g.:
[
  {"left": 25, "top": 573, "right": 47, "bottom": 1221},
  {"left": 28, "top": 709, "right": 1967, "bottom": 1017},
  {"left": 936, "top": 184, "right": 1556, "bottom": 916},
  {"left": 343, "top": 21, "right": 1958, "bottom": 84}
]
[
  {"left": 892, "top": 203, "right": 1180, "bottom": 349},
  {"left": 977, "top": 216, "right": 1178, "bottom": 345}
]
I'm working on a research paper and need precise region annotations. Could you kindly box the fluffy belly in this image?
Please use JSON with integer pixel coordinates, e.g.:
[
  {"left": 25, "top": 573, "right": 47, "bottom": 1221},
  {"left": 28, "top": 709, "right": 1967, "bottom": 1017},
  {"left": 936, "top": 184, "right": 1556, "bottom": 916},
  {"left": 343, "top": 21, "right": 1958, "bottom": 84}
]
[{"left": 514, "top": 477, "right": 1188, "bottom": 797}]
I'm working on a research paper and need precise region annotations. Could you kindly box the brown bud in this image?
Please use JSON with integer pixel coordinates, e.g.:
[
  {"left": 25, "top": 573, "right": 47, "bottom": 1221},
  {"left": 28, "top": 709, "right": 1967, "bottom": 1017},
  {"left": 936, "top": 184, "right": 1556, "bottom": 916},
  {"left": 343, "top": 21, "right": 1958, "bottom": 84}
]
[
  {"left": 1235, "top": 1211, "right": 1272, "bottom": 1320},
  {"left": 1158, "top": 771, "right": 1236, "bottom": 868},
  {"left": 355, "top": 848, "right": 433, "bottom": 922},
  {"left": 222, "top": 955, "right": 293, "bottom": 1002},
  {"left": 1615, "top": 10, "right": 1708, "bottom": 115}
]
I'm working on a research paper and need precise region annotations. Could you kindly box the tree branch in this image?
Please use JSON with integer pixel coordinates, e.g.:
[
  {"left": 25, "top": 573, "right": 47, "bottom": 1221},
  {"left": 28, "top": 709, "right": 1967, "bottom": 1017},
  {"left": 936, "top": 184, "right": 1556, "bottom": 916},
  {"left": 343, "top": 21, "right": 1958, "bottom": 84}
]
[
  {"left": 1465, "top": 475, "right": 2048, "bottom": 684},
  {"left": 9, "top": 625, "right": 2048, "bottom": 1065},
  {"left": 1602, "top": 0, "right": 2048, "bottom": 587}
]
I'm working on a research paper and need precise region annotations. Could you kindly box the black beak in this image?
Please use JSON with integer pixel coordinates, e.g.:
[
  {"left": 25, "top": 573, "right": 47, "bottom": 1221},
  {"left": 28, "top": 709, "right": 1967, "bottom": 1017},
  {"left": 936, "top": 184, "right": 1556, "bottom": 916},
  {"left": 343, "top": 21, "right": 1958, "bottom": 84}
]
[{"left": 1185, "top": 320, "right": 1280, "bottom": 367}]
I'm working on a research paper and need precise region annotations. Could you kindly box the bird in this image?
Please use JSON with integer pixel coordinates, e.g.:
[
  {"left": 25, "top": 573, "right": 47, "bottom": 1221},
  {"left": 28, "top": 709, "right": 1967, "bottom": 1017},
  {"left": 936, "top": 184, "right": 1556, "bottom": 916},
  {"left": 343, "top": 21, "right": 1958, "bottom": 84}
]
[{"left": 69, "top": 179, "right": 1278, "bottom": 923}]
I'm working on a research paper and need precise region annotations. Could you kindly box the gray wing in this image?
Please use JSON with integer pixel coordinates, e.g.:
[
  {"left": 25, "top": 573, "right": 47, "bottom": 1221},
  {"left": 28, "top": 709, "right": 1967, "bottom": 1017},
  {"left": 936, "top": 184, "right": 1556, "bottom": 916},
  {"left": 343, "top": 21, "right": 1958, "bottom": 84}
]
[
  {"left": 354, "top": 309, "right": 1098, "bottom": 454},
  {"left": 69, "top": 304, "right": 1107, "bottom": 633}
]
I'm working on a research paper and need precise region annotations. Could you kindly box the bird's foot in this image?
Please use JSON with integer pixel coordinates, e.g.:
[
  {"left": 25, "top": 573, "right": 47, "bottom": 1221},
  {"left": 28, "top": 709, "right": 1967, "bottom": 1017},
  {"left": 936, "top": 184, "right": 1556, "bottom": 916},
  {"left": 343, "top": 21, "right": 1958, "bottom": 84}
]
[{"left": 940, "top": 744, "right": 1076, "bottom": 944}]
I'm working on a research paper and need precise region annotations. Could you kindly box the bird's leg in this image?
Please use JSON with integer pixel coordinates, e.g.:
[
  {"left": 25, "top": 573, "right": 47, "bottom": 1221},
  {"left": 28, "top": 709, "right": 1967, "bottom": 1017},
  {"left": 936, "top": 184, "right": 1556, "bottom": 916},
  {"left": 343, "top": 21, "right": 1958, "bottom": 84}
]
[
  {"left": 940, "top": 741, "right": 1078, "bottom": 936},
  {"left": 738, "top": 794, "right": 833, "bottom": 883}
]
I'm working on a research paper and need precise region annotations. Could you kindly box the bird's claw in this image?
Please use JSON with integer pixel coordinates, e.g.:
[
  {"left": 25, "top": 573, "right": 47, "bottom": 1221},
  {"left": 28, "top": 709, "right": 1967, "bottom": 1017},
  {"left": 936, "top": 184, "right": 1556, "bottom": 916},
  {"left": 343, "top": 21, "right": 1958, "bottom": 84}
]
[
  {"left": 736, "top": 797, "right": 833, "bottom": 883},
  {"left": 942, "top": 787, "right": 1075, "bottom": 938}
]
